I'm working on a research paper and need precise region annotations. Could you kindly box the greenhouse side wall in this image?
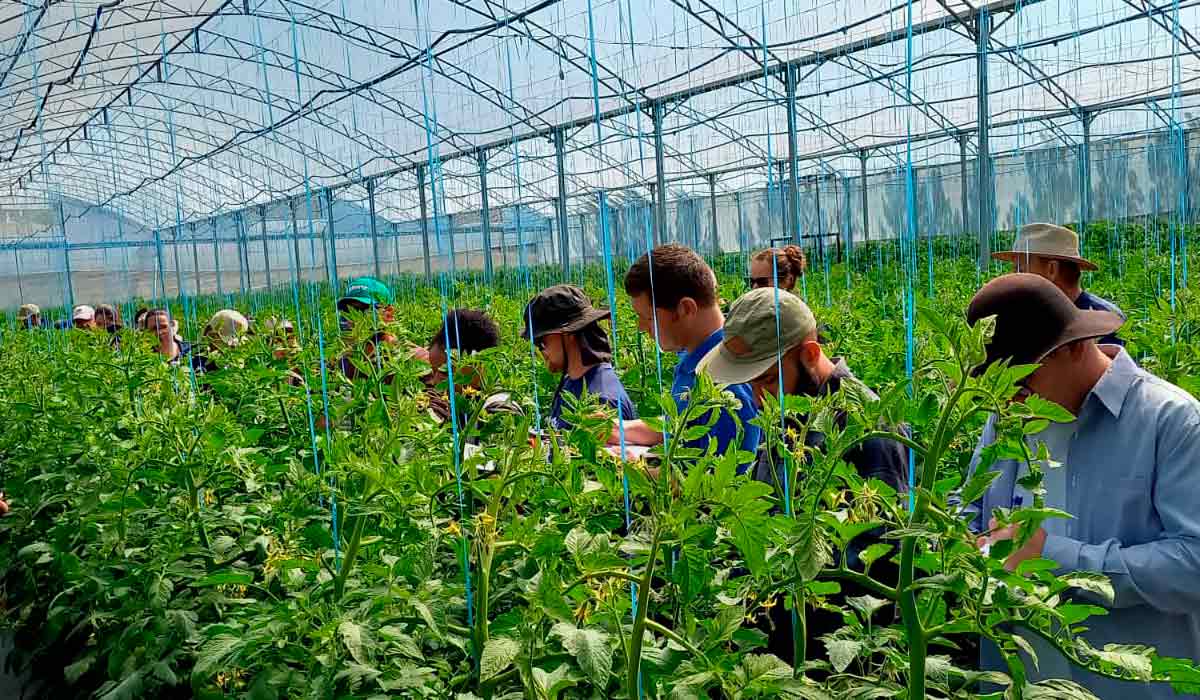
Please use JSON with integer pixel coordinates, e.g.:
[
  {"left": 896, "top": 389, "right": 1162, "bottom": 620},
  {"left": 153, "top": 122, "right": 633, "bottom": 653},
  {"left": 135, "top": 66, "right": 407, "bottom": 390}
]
[{"left": 1, "top": 126, "right": 1196, "bottom": 311}]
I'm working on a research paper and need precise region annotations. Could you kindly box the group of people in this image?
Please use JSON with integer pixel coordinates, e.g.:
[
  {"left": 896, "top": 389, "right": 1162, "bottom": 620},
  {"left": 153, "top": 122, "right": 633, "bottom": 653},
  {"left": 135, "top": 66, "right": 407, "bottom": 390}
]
[{"left": 7, "top": 221, "right": 1198, "bottom": 696}]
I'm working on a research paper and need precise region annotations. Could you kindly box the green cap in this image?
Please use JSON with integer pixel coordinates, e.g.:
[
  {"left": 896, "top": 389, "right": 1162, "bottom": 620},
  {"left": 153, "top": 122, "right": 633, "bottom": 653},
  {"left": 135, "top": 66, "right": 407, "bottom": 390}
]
[
  {"left": 338, "top": 277, "right": 393, "bottom": 310},
  {"left": 696, "top": 287, "right": 817, "bottom": 385}
]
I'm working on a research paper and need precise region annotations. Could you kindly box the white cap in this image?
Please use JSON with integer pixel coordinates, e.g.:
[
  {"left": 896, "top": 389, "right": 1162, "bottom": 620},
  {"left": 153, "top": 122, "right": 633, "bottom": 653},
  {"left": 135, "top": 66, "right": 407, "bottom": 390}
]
[{"left": 72, "top": 305, "right": 95, "bottom": 321}]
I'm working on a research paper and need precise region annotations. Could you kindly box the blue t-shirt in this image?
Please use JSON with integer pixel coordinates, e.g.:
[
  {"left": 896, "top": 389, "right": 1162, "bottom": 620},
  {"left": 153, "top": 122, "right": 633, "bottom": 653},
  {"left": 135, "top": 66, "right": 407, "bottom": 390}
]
[
  {"left": 1075, "top": 290, "right": 1125, "bottom": 347},
  {"left": 672, "top": 328, "right": 762, "bottom": 472},
  {"left": 550, "top": 363, "right": 637, "bottom": 430}
]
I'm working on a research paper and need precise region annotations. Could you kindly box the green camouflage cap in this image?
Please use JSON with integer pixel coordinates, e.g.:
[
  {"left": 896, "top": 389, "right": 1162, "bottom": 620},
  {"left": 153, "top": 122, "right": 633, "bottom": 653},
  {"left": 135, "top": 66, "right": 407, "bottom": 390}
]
[
  {"left": 338, "top": 277, "right": 393, "bottom": 310},
  {"left": 697, "top": 287, "right": 817, "bottom": 385}
]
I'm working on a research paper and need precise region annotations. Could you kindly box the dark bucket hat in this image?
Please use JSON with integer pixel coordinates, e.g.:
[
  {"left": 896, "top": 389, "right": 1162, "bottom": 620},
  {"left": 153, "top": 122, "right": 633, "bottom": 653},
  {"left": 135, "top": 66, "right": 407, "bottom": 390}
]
[
  {"left": 967, "top": 273, "right": 1124, "bottom": 372},
  {"left": 521, "top": 285, "right": 611, "bottom": 341}
]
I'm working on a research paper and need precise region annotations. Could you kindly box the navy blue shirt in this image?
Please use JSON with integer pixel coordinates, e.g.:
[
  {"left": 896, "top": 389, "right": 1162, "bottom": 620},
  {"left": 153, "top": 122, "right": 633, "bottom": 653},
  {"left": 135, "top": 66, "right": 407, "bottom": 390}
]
[
  {"left": 673, "top": 328, "right": 762, "bottom": 471},
  {"left": 549, "top": 363, "right": 637, "bottom": 430},
  {"left": 1075, "top": 290, "right": 1125, "bottom": 346}
]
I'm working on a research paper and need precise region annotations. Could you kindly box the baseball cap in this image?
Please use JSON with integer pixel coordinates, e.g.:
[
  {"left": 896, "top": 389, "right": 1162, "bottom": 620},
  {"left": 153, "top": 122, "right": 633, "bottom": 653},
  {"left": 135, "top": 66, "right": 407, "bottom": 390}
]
[
  {"left": 337, "top": 277, "right": 393, "bottom": 311},
  {"left": 17, "top": 303, "right": 39, "bottom": 321},
  {"left": 205, "top": 309, "right": 250, "bottom": 347},
  {"left": 72, "top": 304, "right": 96, "bottom": 321},
  {"left": 697, "top": 287, "right": 817, "bottom": 385}
]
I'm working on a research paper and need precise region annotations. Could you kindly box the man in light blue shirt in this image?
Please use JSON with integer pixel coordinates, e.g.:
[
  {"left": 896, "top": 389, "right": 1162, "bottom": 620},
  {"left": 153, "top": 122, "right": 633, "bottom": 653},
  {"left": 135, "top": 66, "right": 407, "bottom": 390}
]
[
  {"left": 610, "top": 244, "right": 761, "bottom": 469},
  {"left": 965, "top": 274, "right": 1200, "bottom": 699}
]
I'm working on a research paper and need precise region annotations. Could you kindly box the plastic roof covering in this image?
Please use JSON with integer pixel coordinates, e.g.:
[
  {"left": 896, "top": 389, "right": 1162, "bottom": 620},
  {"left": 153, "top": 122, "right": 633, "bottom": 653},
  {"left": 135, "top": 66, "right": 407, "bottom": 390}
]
[{"left": 0, "top": 0, "right": 1197, "bottom": 239}]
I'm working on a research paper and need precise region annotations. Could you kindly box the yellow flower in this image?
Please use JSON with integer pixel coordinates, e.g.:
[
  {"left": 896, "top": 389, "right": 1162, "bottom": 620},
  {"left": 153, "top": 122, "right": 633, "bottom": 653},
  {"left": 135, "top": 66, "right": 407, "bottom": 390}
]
[
  {"left": 759, "top": 596, "right": 777, "bottom": 611},
  {"left": 462, "top": 385, "right": 481, "bottom": 397},
  {"left": 445, "top": 520, "right": 462, "bottom": 537}
]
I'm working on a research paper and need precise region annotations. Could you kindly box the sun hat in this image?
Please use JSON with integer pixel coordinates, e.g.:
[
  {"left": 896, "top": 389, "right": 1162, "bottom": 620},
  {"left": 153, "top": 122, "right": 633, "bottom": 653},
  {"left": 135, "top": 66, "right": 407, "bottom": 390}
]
[
  {"left": 205, "top": 309, "right": 250, "bottom": 347},
  {"left": 967, "top": 273, "right": 1123, "bottom": 371},
  {"left": 992, "top": 222, "right": 1097, "bottom": 271},
  {"left": 17, "top": 303, "right": 39, "bottom": 321},
  {"left": 337, "top": 277, "right": 394, "bottom": 311},
  {"left": 520, "top": 285, "right": 611, "bottom": 341},
  {"left": 72, "top": 305, "right": 95, "bottom": 321},
  {"left": 696, "top": 287, "right": 817, "bottom": 386}
]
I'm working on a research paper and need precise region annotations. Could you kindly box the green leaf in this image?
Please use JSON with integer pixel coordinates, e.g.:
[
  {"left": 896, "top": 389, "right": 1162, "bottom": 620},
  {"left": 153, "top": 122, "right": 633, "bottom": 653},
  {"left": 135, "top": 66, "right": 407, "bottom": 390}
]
[
  {"left": 194, "top": 634, "right": 243, "bottom": 678},
  {"left": 1023, "top": 396, "right": 1076, "bottom": 424},
  {"left": 98, "top": 670, "right": 144, "bottom": 700},
  {"left": 846, "top": 595, "right": 889, "bottom": 621},
  {"left": 958, "top": 468, "right": 1002, "bottom": 509},
  {"left": 64, "top": 654, "right": 96, "bottom": 684},
  {"left": 550, "top": 623, "right": 613, "bottom": 689},
  {"left": 1088, "top": 643, "right": 1154, "bottom": 681},
  {"left": 1055, "top": 603, "right": 1108, "bottom": 626},
  {"left": 736, "top": 653, "right": 793, "bottom": 687},
  {"left": 191, "top": 571, "right": 254, "bottom": 588},
  {"left": 530, "top": 663, "right": 579, "bottom": 700},
  {"left": 825, "top": 639, "right": 862, "bottom": 673},
  {"left": 339, "top": 620, "right": 368, "bottom": 664},
  {"left": 1060, "top": 572, "right": 1115, "bottom": 605},
  {"left": 1022, "top": 679, "right": 1102, "bottom": 699},
  {"left": 480, "top": 637, "right": 521, "bottom": 683}
]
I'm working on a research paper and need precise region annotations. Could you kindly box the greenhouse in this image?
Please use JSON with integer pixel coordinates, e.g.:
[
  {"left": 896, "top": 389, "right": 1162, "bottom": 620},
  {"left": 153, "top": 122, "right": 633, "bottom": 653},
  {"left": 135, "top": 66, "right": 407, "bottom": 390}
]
[{"left": 0, "top": 0, "right": 1198, "bottom": 697}]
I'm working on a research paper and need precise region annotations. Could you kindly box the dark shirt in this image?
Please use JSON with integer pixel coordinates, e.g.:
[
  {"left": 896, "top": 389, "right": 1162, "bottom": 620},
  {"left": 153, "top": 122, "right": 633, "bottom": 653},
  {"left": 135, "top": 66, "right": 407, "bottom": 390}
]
[
  {"left": 753, "top": 359, "right": 909, "bottom": 497},
  {"left": 549, "top": 363, "right": 637, "bottom": 430},
  {"left": 1075, "top": 290, "right": 1125, "bottom": 346}
]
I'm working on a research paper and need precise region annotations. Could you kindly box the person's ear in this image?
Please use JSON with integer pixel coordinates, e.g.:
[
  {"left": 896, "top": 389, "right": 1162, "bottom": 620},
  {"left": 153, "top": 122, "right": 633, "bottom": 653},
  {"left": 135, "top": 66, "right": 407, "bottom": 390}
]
[{"left": 676, "top": 297, "right": 698, "bottom": 317}]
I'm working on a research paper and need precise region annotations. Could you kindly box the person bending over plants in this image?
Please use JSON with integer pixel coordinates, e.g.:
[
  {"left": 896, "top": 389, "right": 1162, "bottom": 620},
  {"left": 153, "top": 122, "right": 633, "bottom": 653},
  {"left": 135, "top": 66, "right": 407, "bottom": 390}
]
[
  {"left": 521, "top": 284, "right": 636, "bottom": 431},
  {"left": 964, "top": 273, "right": 1200, "bottom": 699},
  {"left": 424, "top": 308, "right": 522, "bottom": 427},
  {"left": 698, "top": 285, "right": 909, "bottom": 665},
  {"left": 609, "top": 244, "right": 761, "bottom": 470}
]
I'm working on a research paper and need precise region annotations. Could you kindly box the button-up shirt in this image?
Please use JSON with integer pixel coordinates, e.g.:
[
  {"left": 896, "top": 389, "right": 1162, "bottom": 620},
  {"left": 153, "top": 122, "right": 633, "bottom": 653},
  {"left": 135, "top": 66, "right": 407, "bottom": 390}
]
[
  {"left": 672, "top": 328, "right": 761, "bottom": 471},
  {"left": 964, "top": 348, "right": 1200, "bottom": 698}
]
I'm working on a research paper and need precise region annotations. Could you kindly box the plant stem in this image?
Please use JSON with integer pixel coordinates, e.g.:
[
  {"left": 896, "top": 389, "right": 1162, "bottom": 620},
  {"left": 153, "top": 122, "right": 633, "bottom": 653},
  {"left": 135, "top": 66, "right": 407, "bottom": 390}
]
[
  {"left": 899, "top": 535, "right": 926, "bottom": 699},
  {"left": 626, "top": 527, "right": 661, "bottom": 699},
  {"left": 333, "top": 509, "right": 369, "bottom": 601}
]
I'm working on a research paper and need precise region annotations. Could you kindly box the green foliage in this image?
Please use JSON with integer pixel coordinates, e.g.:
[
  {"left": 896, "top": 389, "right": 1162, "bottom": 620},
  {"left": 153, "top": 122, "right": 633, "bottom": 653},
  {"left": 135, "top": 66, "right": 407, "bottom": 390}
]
[{"left": 0, "top": 229, "right": 1198, "bottom": 698}]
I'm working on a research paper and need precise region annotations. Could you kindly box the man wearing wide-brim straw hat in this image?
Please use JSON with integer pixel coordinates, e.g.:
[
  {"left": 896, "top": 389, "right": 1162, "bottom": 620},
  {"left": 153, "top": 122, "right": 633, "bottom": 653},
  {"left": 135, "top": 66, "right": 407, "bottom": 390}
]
[
  {"left": 963, "top": 273, "right": 1200, "bottom": 699},
  {"left": 992, "top": 222, "right": 1124, "bottom": 345}
]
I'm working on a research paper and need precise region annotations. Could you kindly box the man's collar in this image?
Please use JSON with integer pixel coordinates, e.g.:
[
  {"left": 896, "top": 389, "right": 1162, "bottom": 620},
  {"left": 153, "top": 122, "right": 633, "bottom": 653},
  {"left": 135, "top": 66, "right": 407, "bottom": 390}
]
[
  {"left": 678, "top": 328, "right": 724, "bottom": 374},
  {"left": 1088, "top": 346, "right": 1137, "bottom": 419}
]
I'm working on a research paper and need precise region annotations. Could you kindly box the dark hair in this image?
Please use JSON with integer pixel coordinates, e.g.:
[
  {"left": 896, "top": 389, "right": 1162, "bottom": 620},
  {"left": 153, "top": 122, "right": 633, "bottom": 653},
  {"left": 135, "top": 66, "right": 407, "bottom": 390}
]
[
  {"left": 752, "top": 245, "right": 807, "bottom": 279},
  {"left": 624, "top": 244, "right": 717, "bottom": 309},
  {"left": 429, "top": 309, "right": 500, "bottom": 354}
]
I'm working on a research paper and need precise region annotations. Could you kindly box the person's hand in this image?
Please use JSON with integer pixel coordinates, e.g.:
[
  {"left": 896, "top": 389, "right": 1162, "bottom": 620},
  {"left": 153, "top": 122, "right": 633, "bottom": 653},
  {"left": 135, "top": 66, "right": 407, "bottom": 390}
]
[
  {"left": 407, "top": 342, "right": 431, "bottom": 364},
  {"left": 607, "top": 421, "right": 622, "bottom": 446},
  {"left": 978, "top": 517, "right": 1047, "bottom": 572},
  {"left": 0, "top": 492, "right": 9, "bottom": 516}
]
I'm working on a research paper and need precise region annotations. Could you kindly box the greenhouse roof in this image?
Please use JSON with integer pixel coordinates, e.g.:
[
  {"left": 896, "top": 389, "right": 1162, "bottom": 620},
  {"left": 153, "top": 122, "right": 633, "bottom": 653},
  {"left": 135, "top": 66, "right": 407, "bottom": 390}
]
[{"left": 1, "top": 0, "right": 1197, "bottom": 237}]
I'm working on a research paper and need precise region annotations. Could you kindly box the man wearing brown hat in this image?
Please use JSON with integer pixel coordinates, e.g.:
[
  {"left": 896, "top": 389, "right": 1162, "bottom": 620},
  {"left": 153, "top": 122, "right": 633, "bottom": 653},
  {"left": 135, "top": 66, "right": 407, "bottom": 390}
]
[
  {"left": 964, "top": 273, "right": 1200, "bottom": 698},
  {"left": 992, "top": 222, "right": 1124, "bottom": 345},
  {"left": 522, "top": 285, "right": 636, "bottom": 431}
]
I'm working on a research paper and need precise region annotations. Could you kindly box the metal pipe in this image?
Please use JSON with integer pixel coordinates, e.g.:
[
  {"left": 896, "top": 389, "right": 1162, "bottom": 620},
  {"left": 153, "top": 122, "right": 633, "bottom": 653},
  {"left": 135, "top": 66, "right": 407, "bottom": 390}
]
[
  {"left": 860, "top": 151, "right": 870, "bottom": 245},
  {"left": 367, "top": 178, "right": 381, "bottom": 279},
  {"left": 786, "top": 64, "right": 801, "bottom": 247},
  {"left": 554, "top": 127, "right": 571, "bottom": 271},
  {"left": 653, "top": 101, "right": 668, "bottom": 246},
  {"left": 212, "top": 219, "right": 223, "bottom": 296},
  {"left": 417, "top": 165, "right": 432, "bottom": 279},
  {"left": 958, "top": 133, "right": 970, "bottom": 236},
  {"left": 326, "top": 188, "right": 340, "bottom": 289},
  {"left": 57, "top": 200, "right": 74, "bottom": 309},
  {"left": 976, "top": 7, "right": 993, "bottom": 269},
  {"left": 288, "top": 199, "right": 303, "bottom": 284},
  {"left": 478, "top": 148, "right": 494, "bottom": 281},
  {"left": 190, "top": 223, "right": 202, "bottom": 295},
  {"left": 708, "top": 172, "right": 720, "bottom": 255},
  {"left": 1079, "top": 112, "right": 1093, "bottom": 234},
  {"left": 259, "top": 205, "right": 272, "bottom": 290}
]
